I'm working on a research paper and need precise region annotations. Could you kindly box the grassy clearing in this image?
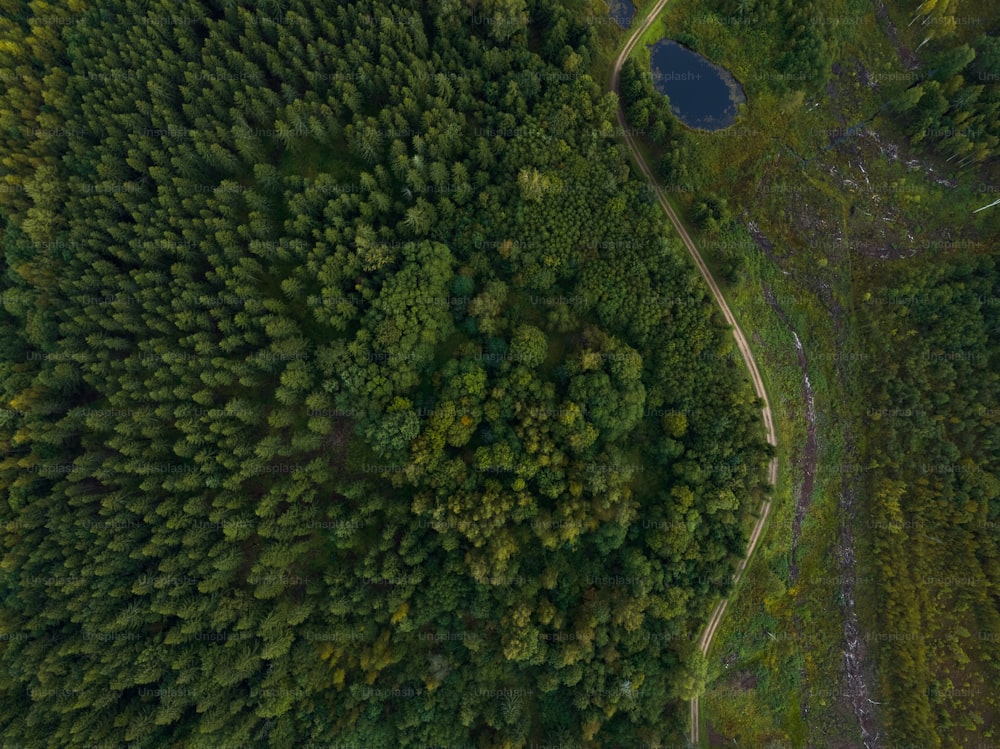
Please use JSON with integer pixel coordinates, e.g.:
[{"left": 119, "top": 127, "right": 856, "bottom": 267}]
[{"left": 693, "top": 223, "right": 861, "bottom": 747}]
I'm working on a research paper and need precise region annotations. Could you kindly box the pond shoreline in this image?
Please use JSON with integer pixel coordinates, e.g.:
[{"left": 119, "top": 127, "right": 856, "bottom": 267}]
[{"left": 648, "top": 39, "right": 746, "bottom": 131}]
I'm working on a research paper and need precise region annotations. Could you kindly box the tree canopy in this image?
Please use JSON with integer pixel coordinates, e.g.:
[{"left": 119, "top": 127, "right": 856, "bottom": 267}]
[{"left": 0, "top": 1, "right": 770, "bottom": 746}]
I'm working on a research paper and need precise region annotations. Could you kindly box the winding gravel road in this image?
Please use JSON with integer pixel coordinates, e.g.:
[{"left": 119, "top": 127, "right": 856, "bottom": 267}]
[{"left": 609, "top": 4, "right": 780, "bottom": 744}]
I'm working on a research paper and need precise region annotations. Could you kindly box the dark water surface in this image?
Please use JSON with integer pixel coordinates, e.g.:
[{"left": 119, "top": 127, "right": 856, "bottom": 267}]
[
  {"left": 607, "top": 0, "right": 635, "bottom": 29},
  {"left": 648, "top": 40, "right": 746, "bottom": 130}
]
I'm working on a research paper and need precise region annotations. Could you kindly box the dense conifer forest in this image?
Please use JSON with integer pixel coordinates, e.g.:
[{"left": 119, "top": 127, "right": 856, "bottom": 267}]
[{"left": 0, "top": 0, "right": 771, "bottom": 746}]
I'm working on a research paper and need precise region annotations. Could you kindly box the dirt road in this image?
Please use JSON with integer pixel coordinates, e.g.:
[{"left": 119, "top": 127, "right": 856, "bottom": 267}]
[{"left": 610, "top": 4, "right": 779, "bottom": 744}]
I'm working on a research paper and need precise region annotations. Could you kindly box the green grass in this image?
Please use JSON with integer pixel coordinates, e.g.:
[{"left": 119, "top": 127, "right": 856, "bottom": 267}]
[{"left": 694, "top": 228, "right": 844, "bottom": 747}]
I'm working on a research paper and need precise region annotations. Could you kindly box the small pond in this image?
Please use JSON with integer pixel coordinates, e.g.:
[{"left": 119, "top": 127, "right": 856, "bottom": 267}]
[
  {"left": 648, "top": 40, "right": 746, "bottom": 131},
  {"left": 607, "top": 0, "right": 635, "bottom": 29}
]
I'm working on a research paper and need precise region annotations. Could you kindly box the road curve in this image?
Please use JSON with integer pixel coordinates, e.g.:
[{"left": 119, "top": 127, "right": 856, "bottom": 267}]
[{"left": 609, "top": 4, "right": 779, "bottom": 745}]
